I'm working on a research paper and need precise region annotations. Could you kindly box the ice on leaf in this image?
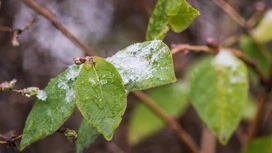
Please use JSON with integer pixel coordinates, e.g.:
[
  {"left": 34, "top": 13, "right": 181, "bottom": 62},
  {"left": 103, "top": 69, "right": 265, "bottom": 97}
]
[{"left": 107, "top": 40, "right": 176, "bottom": 91}]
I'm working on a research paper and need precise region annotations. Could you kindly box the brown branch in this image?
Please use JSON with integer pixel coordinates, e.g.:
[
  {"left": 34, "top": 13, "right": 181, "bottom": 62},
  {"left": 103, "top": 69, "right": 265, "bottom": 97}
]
[
  {"left": 212, "top": 0, "right": 248, "bottom": 28},
  {"left": 212, "top": 0, "right": 272, "bottom": 61},
  {"left": 245, "top": 91, "right": 269, "bottom": 146},
  {"left": 132, "top": 91, "right": 199, "bottom": 153},
  {"left": 0, "top": 134, "right": 22, "bottom": 145},
  {"left": 200, "top": 128, "right": 216, "bottom": 153},
  {"left": 171, "top": 44, "right": 267, "bottom": 86},
  {"left": 0, "top": 25, "right": 12, "bottom": 32},
  {"left": 22, "top": 0, "right": 96, "bottom": 56}
]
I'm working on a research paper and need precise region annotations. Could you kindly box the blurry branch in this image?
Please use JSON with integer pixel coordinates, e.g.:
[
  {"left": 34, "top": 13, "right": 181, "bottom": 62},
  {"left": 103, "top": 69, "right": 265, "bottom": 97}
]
[
  {"left": 170, "top": 44, "right": 267, "bottom": 86},
  {"left": 200, "top": 128, "right": 216, "bottom": 153},
  {"left": 245, "top": 91, "right": 269, "bottom": 146},
  {"left": 22, "top": 0, "right": 96, "bottom": 56},
  {"left": 247, "top": 2, "right": 266, "bottom": 27},
  {"left": 0, "top": 79, "right": 17, "bottom": 91},
  {"left": 212, "top": 0, "right": 272, "bottom": 62},
  {"left": 0, "top": 19, "right": 35, "bottom": 46},
  {"left": 0, "top": 131, "right": 22, "bottom": 151},
  {"left": 212, "top": 0, "right": 248, "bottom": 28},
  {"left": 0, "top": 25, "right": 12, "bottom": 32},
  {"left": 132, "top": 91, "right": 199, "bottom": 153},
  {"left": 0, "top": 127, "right": 76, "bottom": 150}
]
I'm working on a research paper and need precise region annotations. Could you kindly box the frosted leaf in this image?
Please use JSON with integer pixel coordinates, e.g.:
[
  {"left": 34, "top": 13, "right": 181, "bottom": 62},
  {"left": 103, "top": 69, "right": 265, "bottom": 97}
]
[
  {"left": 89, "top": 78, "right": 96, "bottom": 84},
  {"left": 213, "top": 50, "right": 246, "bottom": 84},
  {"left": 37, "top": 90, "right": 47, "bottom": 101},
  {"left": 66, "top": 65, "right": 81, "bottom": 81},
  {"left": 56, "top": 65, "right": 81, "bottom": 103},
  {"left": 106, "top": 40, "right": 176, "bottom": 91}
]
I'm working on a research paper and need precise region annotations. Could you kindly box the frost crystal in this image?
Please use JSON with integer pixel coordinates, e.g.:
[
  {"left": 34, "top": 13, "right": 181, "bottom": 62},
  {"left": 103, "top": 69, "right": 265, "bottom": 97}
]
[
  {"left": 37, "top": 90, "right": 47, "bottom": 101},
  {"left": 56, "top": 65, "right": 81, "bottom": 103},
  {"left": 89, "top": 78, "right": 96, "bottom": 84},
  {"left": 213, "top": 50, "right": 238, "bottom": 71},
  {"left": 66, "top": 65, "right": 81, "bottom": 81},
  {"left": 106, "top": 40, "right": 166, "bottom": 85},
  {"left": 213, "top": 50, "right": 246, "bottom": 84}
]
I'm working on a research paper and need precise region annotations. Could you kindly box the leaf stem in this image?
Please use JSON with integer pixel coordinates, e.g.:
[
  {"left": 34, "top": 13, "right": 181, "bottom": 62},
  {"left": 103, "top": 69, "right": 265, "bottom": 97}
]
[{"left": 132, "top": 91, "right": 199, "bottom": 153}]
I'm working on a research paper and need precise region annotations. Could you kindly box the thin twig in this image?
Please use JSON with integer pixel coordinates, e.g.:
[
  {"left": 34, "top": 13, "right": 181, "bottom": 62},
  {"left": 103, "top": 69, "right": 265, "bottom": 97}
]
[
  {"left": 212, "top": 0, "right": 248, "bottom": 28},
  {"left": 22, "top": 0, "right": 96, "bottom": 56},
  {"left": 0, "top": 25, "right": 12, "bottom": 32},
  {"left": 132, "top": 91, "right": 199, "bottom": 153},
  {"left": 212, "top": 0, "right": 272, "bottom": 62},
  {"left": 0, "top": 134, "right": 22, "bottom": 144}
]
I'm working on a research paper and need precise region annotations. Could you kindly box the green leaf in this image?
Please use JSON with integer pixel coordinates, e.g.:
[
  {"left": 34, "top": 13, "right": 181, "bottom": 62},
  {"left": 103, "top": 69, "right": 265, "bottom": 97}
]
[
  {"left": 168, "top": 0, "right": 200, "bottom": 33},
  {"left": 146, "top": 0, "right": 199, "bottom": 40},
  {"left": 253, "top": 10, "right": 272, "bottom": 43},
  {"left": 20, "top": 65, "right": 81, "bottom": 150},
  {"left": 165, "top": 0, "right": 182, "bottom": 16},
  {"left": 107, "top": 40, "right": 176, "bottom": 92},
  {"left": 244, "top": 137, "right": 272, "bottom": 153},
  {"left": 76, "top": 57, "right": 126, "bottom": 141},
  {"left": 129, "top": 82, "right": 188, "bottom": 145},
  {"left": 240, "top": 36, "right": 270, "bottom": 76},
  {"left": 190, "top": 51, "right": 248, "bottom": 144},
  {"left": 76, "top": 119, "right": 100, "bottom": 153}
]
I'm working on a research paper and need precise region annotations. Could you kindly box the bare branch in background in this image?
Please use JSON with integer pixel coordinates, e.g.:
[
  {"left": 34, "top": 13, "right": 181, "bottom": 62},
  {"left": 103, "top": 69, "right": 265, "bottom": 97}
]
[
  {"left": 22, "top": 0, "right": 97, "bottom": 56},
  {"left": 0, "top": 19, "right": 35, "bottom": 46}
]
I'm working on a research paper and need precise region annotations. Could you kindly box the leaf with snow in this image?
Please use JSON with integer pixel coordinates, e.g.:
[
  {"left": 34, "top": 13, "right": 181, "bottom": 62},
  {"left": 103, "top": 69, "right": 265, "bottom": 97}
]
[
  {"left": 20, "top": 65, "right": 81, "bottom": 151},
  {"left": 107, "top": 40, "right": 176, "bottom": 92},
  {"left": 76, "top": 119, "right": 100, "bottom": 153},
  {"left": 146, "top": 0, "right": 199, "bottom": 40},
  {"left": 243, "top": 137, "right": 272, "bottom": 153},
  {"left": 190, "top": 51, "right": 248, "bottom": 144},
  {"left": 76, "top": 57, "right": 126, "bottom": 141}
]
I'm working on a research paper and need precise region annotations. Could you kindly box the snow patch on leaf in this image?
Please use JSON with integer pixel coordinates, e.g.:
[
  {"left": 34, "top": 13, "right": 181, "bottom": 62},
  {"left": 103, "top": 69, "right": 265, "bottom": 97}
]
[
  {"left": 106, "top": 40, "right": 169, "bottom": 86},
  {"left": 36, "top": 90, "right": 47, "bottom": 101},
  {"left": 56, "top": 65, "right": 81, "bottom": 103},
  {"left": 213, "top": 51, "right": 238, "bottom": 71}
]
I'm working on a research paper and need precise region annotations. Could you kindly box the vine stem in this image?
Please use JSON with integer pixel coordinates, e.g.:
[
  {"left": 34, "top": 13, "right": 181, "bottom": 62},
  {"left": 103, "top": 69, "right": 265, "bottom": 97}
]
[
  {"left": 132, "top": 91, "right": 199, "bottom": 153},
  {"left": 22, "top": 0, "right": 96, "bottom": 56},
  {"left": 22, "top": 0, "right": 200, "bottom": 152}
]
